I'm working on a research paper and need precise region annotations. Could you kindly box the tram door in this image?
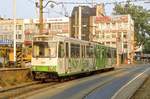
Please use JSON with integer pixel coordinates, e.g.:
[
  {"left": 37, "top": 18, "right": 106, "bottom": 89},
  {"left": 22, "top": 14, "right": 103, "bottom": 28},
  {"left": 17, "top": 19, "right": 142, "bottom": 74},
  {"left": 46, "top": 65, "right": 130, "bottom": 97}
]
[
  {"left": 58, "top": 42, "right": 69, "bottom": 73},
  {"left": 65, "top": 42, "right": 69, "bottom": 73}
]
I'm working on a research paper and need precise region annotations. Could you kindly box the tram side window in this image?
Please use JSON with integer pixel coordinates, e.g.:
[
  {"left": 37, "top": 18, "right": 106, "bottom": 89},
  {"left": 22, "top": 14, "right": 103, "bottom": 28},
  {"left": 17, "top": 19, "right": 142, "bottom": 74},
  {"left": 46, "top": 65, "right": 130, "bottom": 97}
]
[
  {"left": 33, "top": 45, "right": 39, "bottom": 57},
  {"left": 66, "top": 43, "right": 69, "bottom": 58},
  {"left": 58, "top": 42, "right": 64, "bottom": 58},
  {"left": 86, "top": 45, "right": 94, "bottom": 58},
  {"left": 81, "top": 45, "right": 85, "bottom": 58},
  {"left": 107, "top": 49, "right": 111, "bottom": 58},
  {"left": 48, "top": 42, "right": 57, "bottom": 58},
  {"left": 71, "top": 43, "right": 80, "bottom": 58},
  {"left": 113, "top": 50, "right": 117, "bottom": 58}
]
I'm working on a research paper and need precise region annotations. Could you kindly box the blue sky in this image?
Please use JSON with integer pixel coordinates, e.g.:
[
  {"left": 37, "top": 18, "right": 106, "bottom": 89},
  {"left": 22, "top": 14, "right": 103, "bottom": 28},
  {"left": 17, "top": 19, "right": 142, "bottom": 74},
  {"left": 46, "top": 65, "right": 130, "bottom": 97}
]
[{"left": 0, "top": 0, "right": 149, "bottom": 19}]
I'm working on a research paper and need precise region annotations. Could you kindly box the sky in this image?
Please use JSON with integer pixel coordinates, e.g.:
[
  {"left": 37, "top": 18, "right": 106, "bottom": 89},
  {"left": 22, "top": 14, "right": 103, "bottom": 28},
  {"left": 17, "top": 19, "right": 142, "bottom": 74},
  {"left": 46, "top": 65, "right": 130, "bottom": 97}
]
[{"left": 0, "top": 0, "right": 149, "bottom": 19}]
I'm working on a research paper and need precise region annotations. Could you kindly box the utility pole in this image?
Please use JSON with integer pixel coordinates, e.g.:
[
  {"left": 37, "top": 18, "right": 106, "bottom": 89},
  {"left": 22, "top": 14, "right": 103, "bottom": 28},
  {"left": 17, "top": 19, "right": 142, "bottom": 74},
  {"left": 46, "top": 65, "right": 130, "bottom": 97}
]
[
  {"left": 74, "top": 11, "right": 78, "bottom": 38},
  {"left": 116, "top": 23, "right": 120, "bottom": 66},
  {"left": 78, "top": 6, "right": 82, "bottom": 40},
  {"left": 13, "top": 0, "right": 16, "bottom": 65},
  {"left": 39, "top": 0, "right": 43, "bottom": 34}
]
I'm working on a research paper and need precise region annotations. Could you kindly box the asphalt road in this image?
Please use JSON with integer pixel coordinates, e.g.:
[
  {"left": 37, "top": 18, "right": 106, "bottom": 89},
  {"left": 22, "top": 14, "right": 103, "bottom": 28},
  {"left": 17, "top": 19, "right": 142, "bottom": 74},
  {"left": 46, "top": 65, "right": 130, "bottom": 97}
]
[{"left": 23, "top": 64, "right": 150, "bottom": 99}]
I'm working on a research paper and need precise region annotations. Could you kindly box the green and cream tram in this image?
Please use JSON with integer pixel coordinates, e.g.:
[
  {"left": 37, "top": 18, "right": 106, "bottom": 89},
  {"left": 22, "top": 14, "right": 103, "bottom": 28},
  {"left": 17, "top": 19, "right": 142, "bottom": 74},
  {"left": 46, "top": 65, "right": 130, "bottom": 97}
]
[{"left": 31, "top": 35, "right": 116, "bottom": 79}]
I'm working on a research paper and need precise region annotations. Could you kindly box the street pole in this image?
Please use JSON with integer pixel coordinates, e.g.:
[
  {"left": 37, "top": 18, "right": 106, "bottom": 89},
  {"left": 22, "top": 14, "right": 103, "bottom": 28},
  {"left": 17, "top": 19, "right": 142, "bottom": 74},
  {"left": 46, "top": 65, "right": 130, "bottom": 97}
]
[
  {"left": 74, "top": 11, "right": 78, "bottom": 38},
  {"left": 78, "top": 6, "right": 82, "bottom": 40},
  {"left": 13, "top": 0, "right": 16, "bottom": 66},
  {"left": 39, "top": 0, "right": 43, "bottom": 34},
  {"left": 116, "top": 23, "right": 120, "bottom": 66},
  {"left": 131, "top": 32, "right": 135, "bottom": 64}
]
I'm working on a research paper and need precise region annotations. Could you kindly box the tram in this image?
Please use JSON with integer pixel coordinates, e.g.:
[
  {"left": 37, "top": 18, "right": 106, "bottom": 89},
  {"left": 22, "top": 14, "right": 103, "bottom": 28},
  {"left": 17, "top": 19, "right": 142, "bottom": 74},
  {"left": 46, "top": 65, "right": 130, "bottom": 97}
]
[{"left": 31, "top": 35, "right": 116, "bottom": 79}]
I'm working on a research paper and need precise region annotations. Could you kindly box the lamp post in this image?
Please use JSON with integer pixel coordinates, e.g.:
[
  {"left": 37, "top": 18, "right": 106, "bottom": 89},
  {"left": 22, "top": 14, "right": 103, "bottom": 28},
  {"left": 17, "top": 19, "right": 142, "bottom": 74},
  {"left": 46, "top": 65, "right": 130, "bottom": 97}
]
[
  {"left": 39, "top": 0, "right": 43, "bottom": 34},
  {"left": 36, "top": 0, "right": 58, "bottom": 34}
]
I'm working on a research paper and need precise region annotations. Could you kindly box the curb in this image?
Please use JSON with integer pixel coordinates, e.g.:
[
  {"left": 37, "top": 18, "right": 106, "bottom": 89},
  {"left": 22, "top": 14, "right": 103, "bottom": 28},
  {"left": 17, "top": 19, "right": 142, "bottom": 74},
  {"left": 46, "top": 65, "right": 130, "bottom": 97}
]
[{"left": 111, "top": 67, "right": 150, "bottom": 99}]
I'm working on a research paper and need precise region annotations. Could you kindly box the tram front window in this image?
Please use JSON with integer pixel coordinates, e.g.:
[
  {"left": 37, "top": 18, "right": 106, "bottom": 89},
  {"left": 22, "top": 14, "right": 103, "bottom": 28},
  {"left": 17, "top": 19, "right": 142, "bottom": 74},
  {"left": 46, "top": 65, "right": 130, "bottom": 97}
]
[{"left": 33, "top": 42, "right": 57, "bottom": 58}]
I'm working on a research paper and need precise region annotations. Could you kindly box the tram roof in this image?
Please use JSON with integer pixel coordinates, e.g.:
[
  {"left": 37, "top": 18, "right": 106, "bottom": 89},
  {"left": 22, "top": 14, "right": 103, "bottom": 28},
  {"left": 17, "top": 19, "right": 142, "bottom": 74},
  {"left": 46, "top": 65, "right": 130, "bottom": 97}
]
[{"left": 33, "top": 35, "right": 115, "bottom": 49}]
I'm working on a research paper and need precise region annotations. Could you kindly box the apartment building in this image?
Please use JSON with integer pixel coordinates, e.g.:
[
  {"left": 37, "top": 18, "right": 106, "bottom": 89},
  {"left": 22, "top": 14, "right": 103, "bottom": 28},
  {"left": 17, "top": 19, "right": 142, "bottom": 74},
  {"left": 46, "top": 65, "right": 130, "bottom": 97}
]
[
  {"left": 91, "top": 14, "right": 134, "bottom": 60},
  {"left": 0, "top": 19, "right": 24, "bottom": 45},
  {"left": 70, "top": 4, "right": 105, "bottom": 41},
  {"left": 24, "top": 17, "right": 70, "bottom": 46},
  {"left": 0, "top": 17, "right": 70, "bottom": 47}
]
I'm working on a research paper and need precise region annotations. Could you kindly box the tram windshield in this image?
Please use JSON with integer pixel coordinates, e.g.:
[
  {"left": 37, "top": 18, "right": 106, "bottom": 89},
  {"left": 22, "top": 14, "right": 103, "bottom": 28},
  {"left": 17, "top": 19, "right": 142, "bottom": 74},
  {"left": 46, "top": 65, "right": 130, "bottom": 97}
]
[{"left": 33, "top": 42, "right": 57, "bottom": 58}]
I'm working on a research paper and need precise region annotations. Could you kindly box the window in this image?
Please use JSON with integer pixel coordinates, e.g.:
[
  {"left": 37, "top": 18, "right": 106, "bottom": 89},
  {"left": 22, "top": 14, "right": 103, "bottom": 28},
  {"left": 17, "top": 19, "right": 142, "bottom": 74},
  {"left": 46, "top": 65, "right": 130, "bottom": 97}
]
[
  {"left": 71, "top": 43, "right": 80, "bottom": 58},
  {"left": 112, "top": 42, "right": 116, "bottom": 45},
  {"left": 48, "top": 42, "right": 57, "bottom": 57},
  {"left": 123, "top": 34, "right": 127, "bottom": 39},
  {"left": 124, "top": 43, "right": 127, "bottom": 48},
  {"left": 106, "top": 42, "right": 110, "bottom": 45},
  {"left": 105, "top": 34, "right": 111, "bottom": 38},
  {"left": 112, "top": 34, "right": 116, "bottom": 38},
  {"left": 107, "top": 49, "right": 111, "bottom": 58},
  {"left": 66, "top": 43, "right": 69, "bottom": 58},
  {"left": 17, "top": 25, "right": 22, "bottom": 30},
  {"left": 81, "top": 45, "right": 85, "bottom": 58},
  {"left": 86, "top": 45, "right": 94, "bottom": 58},
  {"left": 33, "top": 42, "right": 57, "bottom": 58},
  {"left": 58, "top": 42, "right": 64, "bottom": 58},
  {"left": 48, "top": 24, "right": 51, "bottom": 29},
  {"left": 99, "top": 33, "right": 104, "bottom": 38},
  {"left": 18, "top": 34, "right": 22, "bottom": 39}
]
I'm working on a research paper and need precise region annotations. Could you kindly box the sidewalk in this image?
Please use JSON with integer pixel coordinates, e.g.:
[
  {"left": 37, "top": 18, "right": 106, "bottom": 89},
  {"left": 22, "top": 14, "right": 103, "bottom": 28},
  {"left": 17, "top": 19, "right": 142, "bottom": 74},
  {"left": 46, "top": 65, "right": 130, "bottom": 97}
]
[{"left": 131, "top": 76, "right": 150, "bottom": 99}]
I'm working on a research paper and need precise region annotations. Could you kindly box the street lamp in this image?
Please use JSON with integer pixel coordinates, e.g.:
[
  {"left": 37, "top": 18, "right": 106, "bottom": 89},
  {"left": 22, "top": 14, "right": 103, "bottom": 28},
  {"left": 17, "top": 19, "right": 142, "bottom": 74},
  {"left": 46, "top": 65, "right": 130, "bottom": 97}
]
[{"left": 35, "top": 0, "right": 62, "bottom": 34}]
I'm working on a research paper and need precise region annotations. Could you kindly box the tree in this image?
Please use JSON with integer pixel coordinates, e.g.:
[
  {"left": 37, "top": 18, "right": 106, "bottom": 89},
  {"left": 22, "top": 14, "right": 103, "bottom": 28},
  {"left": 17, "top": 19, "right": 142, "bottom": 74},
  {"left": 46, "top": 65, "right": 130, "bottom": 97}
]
[
  {"left": 113, "top": 3, "right": 150, "bottom": 48},
  {"left": 143, "top": 38, "right": 150, "bottom": 53}
]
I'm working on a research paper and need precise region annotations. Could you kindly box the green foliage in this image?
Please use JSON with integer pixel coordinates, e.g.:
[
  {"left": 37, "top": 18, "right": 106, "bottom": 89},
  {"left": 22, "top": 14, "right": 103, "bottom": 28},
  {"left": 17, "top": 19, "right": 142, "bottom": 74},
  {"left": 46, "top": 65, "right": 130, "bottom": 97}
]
[
  {"left": 113, "top": 3, "right": 150, "bottom": 46},
  {"left": 143, "top": 37, "right": 150, "bottom": 53}
]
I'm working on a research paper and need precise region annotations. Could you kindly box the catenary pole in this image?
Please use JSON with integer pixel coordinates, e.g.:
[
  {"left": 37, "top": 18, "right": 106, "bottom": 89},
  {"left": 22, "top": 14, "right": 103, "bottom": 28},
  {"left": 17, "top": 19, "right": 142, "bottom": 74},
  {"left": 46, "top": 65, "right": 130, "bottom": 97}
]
[{"left": 39, "top": 0, "right": 43, "bottom": 34}]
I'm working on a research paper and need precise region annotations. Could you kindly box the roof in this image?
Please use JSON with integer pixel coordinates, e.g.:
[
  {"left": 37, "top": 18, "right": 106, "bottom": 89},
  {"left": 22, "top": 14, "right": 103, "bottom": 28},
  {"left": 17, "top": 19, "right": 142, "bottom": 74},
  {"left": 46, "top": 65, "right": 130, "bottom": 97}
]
[{"left": 71, "top": 6, "right": 96, "bottom": 17}]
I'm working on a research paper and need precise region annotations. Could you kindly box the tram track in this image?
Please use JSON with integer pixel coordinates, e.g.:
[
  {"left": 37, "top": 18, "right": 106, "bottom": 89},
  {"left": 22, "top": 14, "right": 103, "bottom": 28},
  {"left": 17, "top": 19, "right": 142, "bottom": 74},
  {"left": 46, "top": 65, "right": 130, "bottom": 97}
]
[
  {"left": 17, "top": 68, "right": 131, "bottom": 99},
  {"left": 0, "top": 81, "right": 58, "bottom": 99},
  {"left": 24, "top": 65, "right": 145, "bottom": 99},
  {"left": 0, "top": 65, "right": 141, "bottom": 99},
  {"left": 0, "top": 67, "right": 116, "bottom": 99}
]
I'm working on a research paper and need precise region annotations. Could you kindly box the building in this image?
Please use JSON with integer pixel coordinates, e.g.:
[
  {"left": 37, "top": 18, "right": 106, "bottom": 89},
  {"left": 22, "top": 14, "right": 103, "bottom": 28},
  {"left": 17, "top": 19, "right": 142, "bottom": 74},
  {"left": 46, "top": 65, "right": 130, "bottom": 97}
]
[
  {"left": 70, "top": 5, "right": 134, "bottom": 63},
  {"left": 0, "top": 17, "right": 70, "bottom": 47},
  {"left": 0, "top": 18, "right": 24, "bottom": 45},
  {"left": 91, "top": 14, "right": 134, "bottom": 62},
  {"left": 24, "top": 17, "right": 70, "bottom": 46},
  {"left": 70, "top": 4, "right": 105, "bottom": 41},
  {"left": 45, "top": 18, "right": 70, "bottom": 37}
]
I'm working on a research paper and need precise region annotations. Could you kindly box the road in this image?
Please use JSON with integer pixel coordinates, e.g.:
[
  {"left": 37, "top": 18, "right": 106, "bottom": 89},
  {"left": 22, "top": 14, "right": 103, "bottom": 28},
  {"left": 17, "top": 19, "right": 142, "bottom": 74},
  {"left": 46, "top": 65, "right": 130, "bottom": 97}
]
[{"left": 19, "top": 64, "right": 150, "bottom": 99}]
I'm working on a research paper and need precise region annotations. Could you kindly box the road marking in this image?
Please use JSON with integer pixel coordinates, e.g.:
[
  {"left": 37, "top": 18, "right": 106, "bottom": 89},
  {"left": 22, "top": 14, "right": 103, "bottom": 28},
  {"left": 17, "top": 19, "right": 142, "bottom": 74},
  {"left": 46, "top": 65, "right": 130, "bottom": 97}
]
[{"left": 111, "top": 67, "right": 150, "bottom": 99}]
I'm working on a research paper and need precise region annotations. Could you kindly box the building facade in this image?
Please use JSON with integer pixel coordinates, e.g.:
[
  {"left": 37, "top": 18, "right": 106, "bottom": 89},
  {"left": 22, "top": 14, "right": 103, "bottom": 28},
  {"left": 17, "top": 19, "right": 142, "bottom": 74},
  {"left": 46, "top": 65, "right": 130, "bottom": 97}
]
[
  {"left": 24, "top": 17, "right": 70, "bottom": 46},
  {"left": 91, "top": 15, "right": 134, "bottom": 61},
  {"left": 70, "top": 4, "right": 105, "bottom": 41},
  {"left": 0, "top": 19, "right": 24, "bottom": 45},
  {"left": 0, "top": 17, "right": 70, "bottom": 46}
]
